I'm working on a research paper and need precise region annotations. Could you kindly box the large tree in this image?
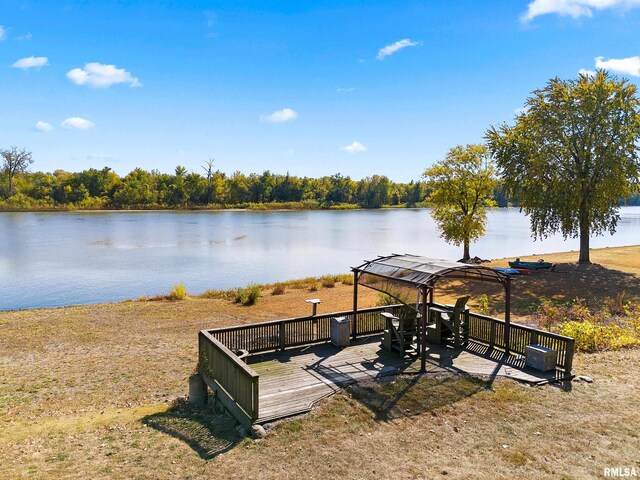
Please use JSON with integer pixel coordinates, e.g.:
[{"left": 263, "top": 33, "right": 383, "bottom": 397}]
[
  {"left": 423, "top": 144, "right": 498, "bottom": 262},
  {"left": 486, "top": 71, "right": 640, "bottom": 264},
  {"left": 202, "top": 157, "right": 215, "bottom": 204},
  {"left": 1, "top": 147, "right": 33, "bottom": 196},
  {"left": 356, "top": 175, "right": 391, "bottom": 208}
]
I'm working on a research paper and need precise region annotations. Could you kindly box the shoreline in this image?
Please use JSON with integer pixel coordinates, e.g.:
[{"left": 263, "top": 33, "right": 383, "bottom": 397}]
[
  {"left": 0, "top": 203, "right": 426, "bottom": 214},
  {"left": 2, "top": 203, "right": 638, "bottom": 215},
  {"left": 3, "top": 244, "right": 639, "bottom": 314}
]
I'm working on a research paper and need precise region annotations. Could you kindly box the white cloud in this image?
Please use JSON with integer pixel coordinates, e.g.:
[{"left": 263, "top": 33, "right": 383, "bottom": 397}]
[
  {"left": 35, "top": 121, "right": 53, "bottom": 132},
  {"left": 61, "top": 117, "right": 95, "bottom": 130},
  {"left": 514, "top": 107, "right": 529, "bottom": 116},
  {"left": 579, "top": 68, "right": 597, "bottom": 76},
  {"left": 0, "top": 25, "right": 6, "bottom": 41},
  {"left": 594, "top": 56, "right": 640, "bottom": 76},
  {"left": 260, "top": 108, "right": 298, "bottom": 123},
  {"left": 376, "top": 39, "right": 419, "bottom": 60},
  {"left": 16, "top": 32, "right": 32, "bottom": 41},
  {"left": 341, "top": 141, "right": 367, "bottom": 153},
  {"left": 12, "top": 56, "right": 48, "bottom": 69},
  {"left": 66, "top": 62, "right": 141, "bottom": 88},
  {"left": 337, "top": 87, "right": 355, "bottom": 92},
  {"left": 522, "top": 0, "right": 640, "bottom": 22}
]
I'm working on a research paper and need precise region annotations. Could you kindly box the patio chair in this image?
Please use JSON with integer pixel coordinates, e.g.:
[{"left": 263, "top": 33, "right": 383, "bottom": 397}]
[
  {"left": 430, "top": 296, "right": 470, "bottom": 347},
  {"left": 382, "top": 306, "right": 418, "bottom": 357}
]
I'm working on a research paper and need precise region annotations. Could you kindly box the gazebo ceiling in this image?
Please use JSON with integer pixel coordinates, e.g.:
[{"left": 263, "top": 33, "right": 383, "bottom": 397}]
[{"left": 352, "top": 253, "right": 508, "bottom": 289}]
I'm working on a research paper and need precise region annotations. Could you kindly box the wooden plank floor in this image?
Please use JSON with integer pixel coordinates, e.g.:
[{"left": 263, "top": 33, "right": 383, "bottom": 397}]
[{"left": 248, "top": 336, "right": 564, "bottom": 423}]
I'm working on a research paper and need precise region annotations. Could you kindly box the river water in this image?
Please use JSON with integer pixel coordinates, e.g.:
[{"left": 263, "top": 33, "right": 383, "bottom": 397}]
[{"left": 1, "top": 207, "right": 639, "bottom": 310}]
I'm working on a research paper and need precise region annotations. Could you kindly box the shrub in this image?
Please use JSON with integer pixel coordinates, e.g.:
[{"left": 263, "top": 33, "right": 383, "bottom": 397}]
[
  {"left": 603, "top": 291, "right": 631, "bottom": 317},
  {"left": 285, "top": 279, "right": 304, "bottom": 289},
  {"left": 340, "top": 274, "right": 354, "bottom": 286},
  {"left": 535, "top": 297, "right": 593, "bottom": 331},
  {"left": 271, "top": 283, "right": 286, "bottom": 295},
  {"left": 199, "top": 289, "right": 235, "bottom": 301},
  {"left": 321, "top": 276, "right": 336, "bottom": 288},
  {"left": 76, "top": 196, "right": 109, "bottom": 209},
  {"left": 0, "top": 193, "right": 56, "bottom": 211},
  {"left": 235, "top": 283, "right": 262, "bottom": 305},
  {"left": 308, "top": 283, "right": 319, "bottom": 292},
  {"left": 376, "top": 293, "right": 397, "bottom": 306},
  {"left": 477, "top": 294, "right": 490, "bottom": 315},
  {"left": 535, "top": 298, "right": 563, "bottom": 331},
  {"left": 327, "top": 203, "right": 359, "bottom": 210},
  {"left": 168, "top": 282, "right": 187, "bottom": 301},
  {"left": 287, "top": 277, "right": 318, "bottom": 290},
  {"left": 557, "top": 320, "right": 640, "bottom": 352},
  {"left": 540, "top": 296, "right": 640, "bottom": 352}
]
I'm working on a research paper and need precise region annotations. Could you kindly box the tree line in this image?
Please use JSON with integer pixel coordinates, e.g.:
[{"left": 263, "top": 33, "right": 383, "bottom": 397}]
[{"left": 0, "top": 161, "right": 437, "bottom": 210}]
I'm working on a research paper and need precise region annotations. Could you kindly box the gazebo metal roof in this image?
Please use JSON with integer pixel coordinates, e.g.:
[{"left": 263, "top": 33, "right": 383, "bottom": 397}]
[{"left": 353, "top": 253, "right": 509, "bottom": 289}]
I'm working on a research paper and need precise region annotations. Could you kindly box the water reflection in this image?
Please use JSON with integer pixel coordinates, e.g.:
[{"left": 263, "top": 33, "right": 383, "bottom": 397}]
[{"left": 0, "top": 207, "right": 639, "bottom": 310}]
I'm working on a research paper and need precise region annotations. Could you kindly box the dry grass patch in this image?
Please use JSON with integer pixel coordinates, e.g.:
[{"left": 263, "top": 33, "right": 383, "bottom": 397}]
[
  {"left": 2, "top": 335, "right": 640, "bottom": 479},
  {"left": 197, "top": 274, "right": 360, "bottom": 303},
  {"left": 208, "top": 351, "right": 640, "bottom": 479},
  {"left": 2, "top": 246, "right": 640, "bottom": 478},
  {"left": 0, "top": 283, "right": 378, "bottom": 425},
  {"left": 349, "top": 374, "right": 489, "bottom": 421},
  {"left": 142, "top": 402, "right": 242, "bottom": 460},
  {"left": 3, "top": 403, "right": 171, "bottom": 442}
]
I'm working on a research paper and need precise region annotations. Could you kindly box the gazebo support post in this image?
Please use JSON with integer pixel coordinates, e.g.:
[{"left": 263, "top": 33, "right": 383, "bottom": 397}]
[
  {"left": 504, "top": 276, "right": 511, "bottom": 354},
  {"left": 420, "top": 285, "right": 428, "bottom": 373},
  {"left": 352, "top": 271, "right": 359, "bottom": 339}
]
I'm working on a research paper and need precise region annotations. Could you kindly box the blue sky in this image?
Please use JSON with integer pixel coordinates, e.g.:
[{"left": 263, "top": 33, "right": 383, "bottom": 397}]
[{"left": 1, "top": 0, "right": 640, "bottom": 181}]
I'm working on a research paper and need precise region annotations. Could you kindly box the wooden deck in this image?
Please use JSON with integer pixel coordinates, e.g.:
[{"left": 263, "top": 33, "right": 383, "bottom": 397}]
[{"left": 249, "top": 336, "right": 565, "bottom": 423}]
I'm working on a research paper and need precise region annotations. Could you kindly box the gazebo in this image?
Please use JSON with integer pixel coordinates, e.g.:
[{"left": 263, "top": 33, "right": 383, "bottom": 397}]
[{"left": 351, "top": 253, "right": 512, "bottom": 373}]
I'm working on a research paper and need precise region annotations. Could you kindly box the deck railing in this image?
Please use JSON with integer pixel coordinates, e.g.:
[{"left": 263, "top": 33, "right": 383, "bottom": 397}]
[
  {"left": 198, "top": 330, "right": 259, "bottom": 422},
  {"left": 467, "top": 312, "right": 575, "bottom": 372},
  {"left": 206, "top": 304, "right": 574, "bottom": 371},
  {"left": 206, "top": 304, "right": 404, "bottom": 354},
  {"left": 199, "top": 304, "right": 575, "bottom": 425}
]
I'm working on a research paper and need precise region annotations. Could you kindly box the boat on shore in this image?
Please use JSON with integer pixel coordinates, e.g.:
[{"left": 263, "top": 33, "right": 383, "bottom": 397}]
[{"left": 508, "top": 258, "right": 554, "bottom": 270}]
